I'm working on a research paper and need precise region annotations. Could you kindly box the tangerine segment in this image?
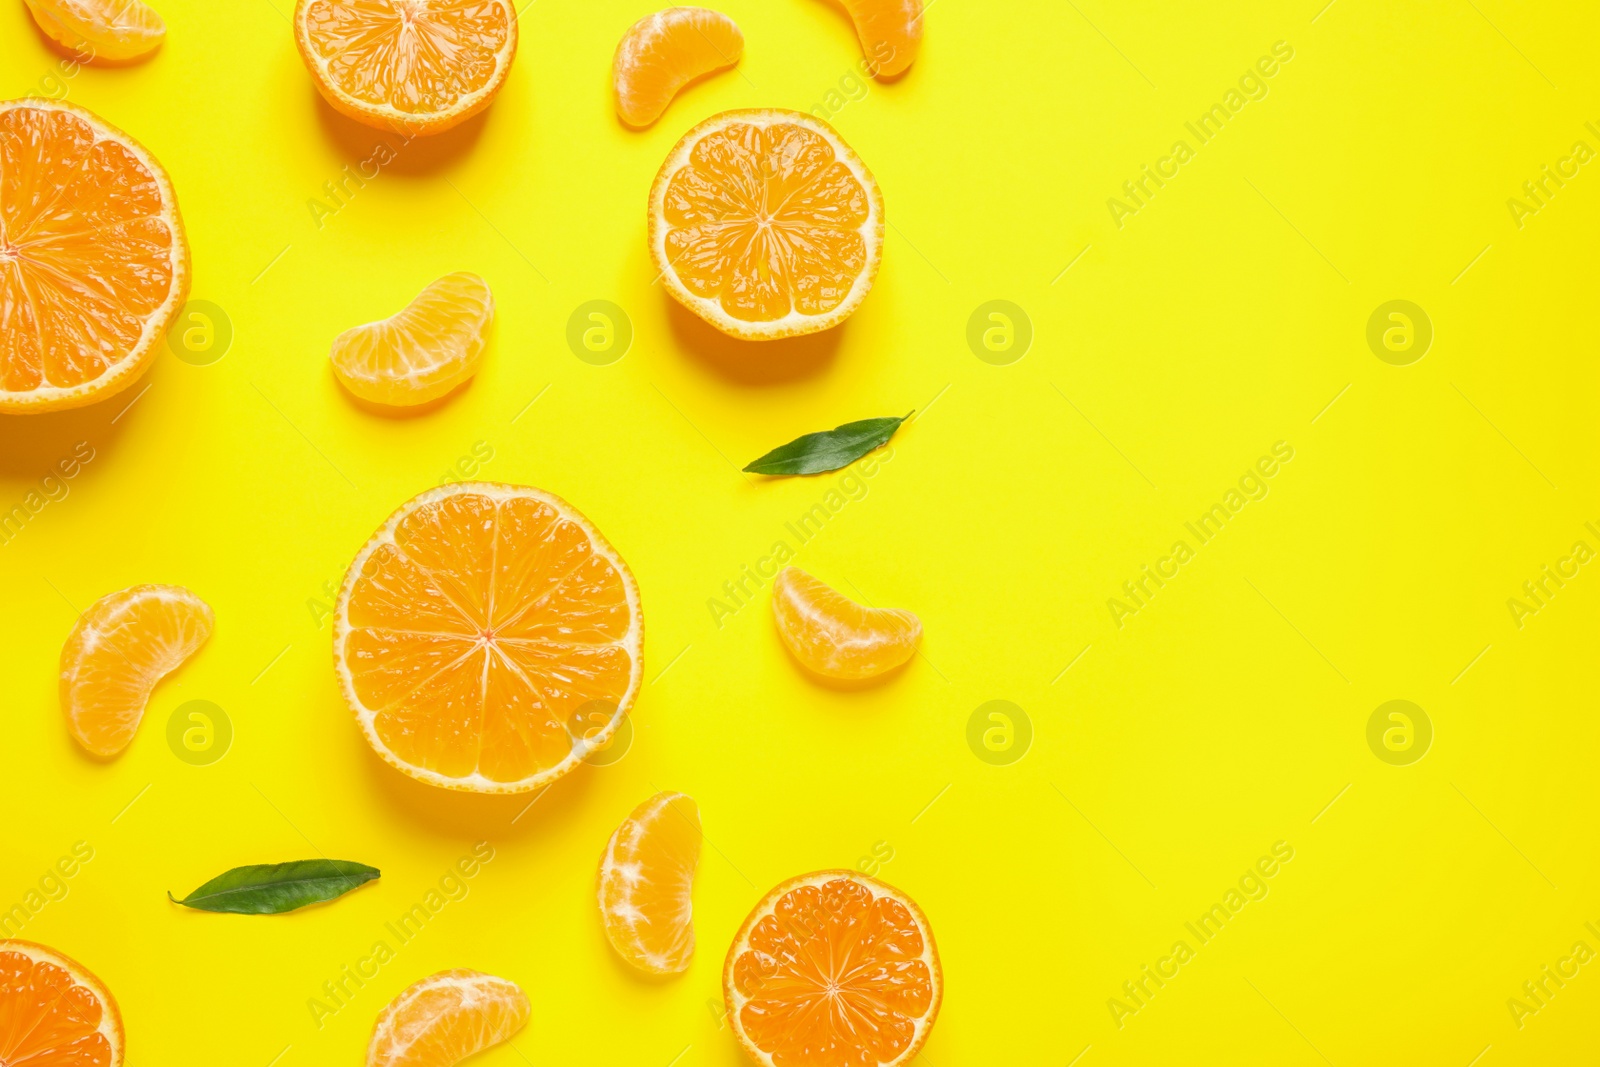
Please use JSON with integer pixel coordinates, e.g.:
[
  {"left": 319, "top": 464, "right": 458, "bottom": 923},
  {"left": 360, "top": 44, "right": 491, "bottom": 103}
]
[
  {"left": 0, "top": 940, "right": 124, "bottom": 1067},
  {"left": 771, "top": 567, "right": 919, "bottom": 680},
  {"left": 293, "top": 0, "right": 518, "bottom": 136},
  {"left": 59, "top": 585, "right": 213, "bottom": 758},
  {"left": 613, "top": 8, "right": 744, "bottom": 128},
  {"left": 647, "top": 109, "right": 884, "bottom": 341},
  {"left": 21, "top": 0, "right": 166, "bottom": 62},
  {"left": 330, "top": 272, "right": 493, "bottom": 407},
  {"left": 840, "top": 0, "right": 923, "bottom": 78},
  {"left": 724, "top": 871, "right": 940, "bottom": 1067},
  {"left": 366, "top": 969, "right": 529, "bottom": 1067},
  {"left": 598, "top": 791, "right": 702, "bottom": 975},
  {"left": 334, "top": 482, "right": 643, "bottom": 794},
  {"left": 0, "top": 101, "right": 188, "bottom": 413}
]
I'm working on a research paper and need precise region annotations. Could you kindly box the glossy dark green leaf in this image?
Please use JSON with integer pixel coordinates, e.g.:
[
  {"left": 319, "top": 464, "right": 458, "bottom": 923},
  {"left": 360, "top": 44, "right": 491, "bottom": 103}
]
[
  {"left": 743, "top": 412, "right": 912, "bottom": 476},
  {"left": 168, "top": 859, "right": 380, "bottom": 914}
]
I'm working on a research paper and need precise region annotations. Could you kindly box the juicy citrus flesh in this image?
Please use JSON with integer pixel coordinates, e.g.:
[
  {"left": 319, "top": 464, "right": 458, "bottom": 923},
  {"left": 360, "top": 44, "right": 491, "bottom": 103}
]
[
  {"left": 841, "top": 0, "right": 923, "bottom": 78},
  {"left": 771, "top": 567, "right": 919, "bottom": 680},
  {"left": 366, "top": 969, "right": 529, "bottom": 1067},
  {"left": 334, "top": 482, "right": 643, "bottom": 794},
  {"left": 0, "top": 940, "right": 123, "bottom": 1067},
  {"left": 725, "top": 872, "right": 940, "bottom": 1067},
  {"left": 58, "top": 584, "right": 213, "bottom": 758},
  {"left": 598, "top": 791, "right": 702, "bottom": 975},
  {"left": 295, "top": 0, "right": 517, "bottom": 135},
  {"left": 330, "top": 272, "right": 493, "bottom": 407},
  {"left": 0, "top": 101, "right": 186, "bottom": 413},
  {"left": 648, "top": 109, "right": 883, "bottom": 340},
  {"left": 613, "top": 7, "right": 744, "bottom": 128},
  {"left": 21, "top": 0, "right": 166, "bottom": 62}
]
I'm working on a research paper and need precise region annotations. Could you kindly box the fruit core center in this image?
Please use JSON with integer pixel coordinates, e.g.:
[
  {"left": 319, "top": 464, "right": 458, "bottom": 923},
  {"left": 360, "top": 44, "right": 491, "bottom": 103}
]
[{"left": 394, "top": 0, "right": 425, "bottom": 28}]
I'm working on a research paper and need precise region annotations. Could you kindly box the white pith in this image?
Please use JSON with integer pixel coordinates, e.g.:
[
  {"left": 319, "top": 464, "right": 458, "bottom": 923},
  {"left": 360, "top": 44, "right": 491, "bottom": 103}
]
[{"left": 597, "top": 791, "right": 700, "bottom": 975}]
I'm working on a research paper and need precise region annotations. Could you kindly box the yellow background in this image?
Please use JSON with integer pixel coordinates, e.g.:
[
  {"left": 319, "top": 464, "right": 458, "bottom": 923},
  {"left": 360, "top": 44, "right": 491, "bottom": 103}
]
[{"left": 3, "top": 0, "right": 1599, "bottom": 1064}]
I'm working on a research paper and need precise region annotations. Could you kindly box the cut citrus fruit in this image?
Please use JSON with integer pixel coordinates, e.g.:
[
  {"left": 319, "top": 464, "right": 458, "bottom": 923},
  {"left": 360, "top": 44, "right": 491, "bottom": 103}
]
[
  {"left": 21, "top": 0, "right": 166, "bottom": 62},
  {"left": 0, "top": 100, "right": 188, "bottom": 413},
  {"left": 0, "top": 940, "right": 124, "bottom": 1067},
  {"left": 724, "top": 870, "right": 941, "bottom": 1067},
  {"left": 613, "top": 7, "right": 744, "bottom": 128},
  {"left": 330, "top": 272, "right": 493, "bottom": 407},
  {"left": 334, "top": 482, "right": 643, "bottom": 794},
  {"left": 293, "top": 0, "right": 519, "bottom": 136},
  {"left": 647, "top": 108, "right": 883, "bottom": 340},
  {"left": 840, "top": 0, "right": 923, "bottom": 78},
  {"left": 598, "top": 791, "right": 701, "bottom": 975},
  {"left": 771, "top": 566, "right": 919, "bottom": 680},
  {"left": 367, "top": 969, "right": 529, "bottom": 1067},
  {"left": 59, "top": 584, "right": 213, "bottom": 758}
]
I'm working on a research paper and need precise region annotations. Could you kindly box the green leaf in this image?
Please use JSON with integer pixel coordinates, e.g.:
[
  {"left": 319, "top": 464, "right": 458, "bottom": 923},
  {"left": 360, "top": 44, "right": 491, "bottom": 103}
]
[
  {"left": 168, "top": 860, "right": 380, "bottom": 914},
  {"left": 743, "top": 412, "right": 912, "bottom": 476}
]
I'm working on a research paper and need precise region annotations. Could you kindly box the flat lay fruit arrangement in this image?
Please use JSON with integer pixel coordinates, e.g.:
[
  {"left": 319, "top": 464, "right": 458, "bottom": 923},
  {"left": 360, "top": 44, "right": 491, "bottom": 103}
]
[
  {"left": 3, "top": 1, "right": 943, "bottom": 1064},
  {"left": 6, "top": 1, "right": 1597, "bottom": 1065}
]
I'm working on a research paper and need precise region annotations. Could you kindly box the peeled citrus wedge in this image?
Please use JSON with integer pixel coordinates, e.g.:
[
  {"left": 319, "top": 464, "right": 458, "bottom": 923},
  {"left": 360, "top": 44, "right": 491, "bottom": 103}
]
[
  {"left": 367, "top": 969, "right": 530, "bottom": 1067},
  {"left": 840, "top": 0, "right": 923, "bottom": 78},
  {"left": 598, "top": 791, "right": 701, "bottom": 975},
  {"left": 334, "top": 482, "right": 643, "bottom": 794},
  {"left": 725, "top": 871, "right": 941, "bottom": 1067},
  {"left": 21, "top": 0, "right": 166, "bottom": 62},
  {"left": 0, "top": 101, "right": 188, "bottom": 413},
  {"left": 0, "top": 941, "right": 123, "bottom": 1067},
  {"left": 330, "top": 272, "right": 493, "bottom": 407},
  {"left": 59, "top": 585, "right": 213, "bottom": 758},
  {"left": 613, "top": 7, "right": 743, "bottom": 128},
  {"left": 293, "top": 0, "right": 518, "bottom": 136},
  {"left": 771, "top": 566, "right": 919, "bottom": 680},
  {"left": 648, "top": 108, "right": 883, "bottom": 340}
]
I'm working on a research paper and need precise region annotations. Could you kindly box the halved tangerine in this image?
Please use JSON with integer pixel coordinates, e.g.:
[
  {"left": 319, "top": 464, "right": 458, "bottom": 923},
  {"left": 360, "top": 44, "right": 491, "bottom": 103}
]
[
  {"left": 0, "top": 100, "right": 188, "bottom": 413},
  {"left": 647, "top": 108, "right": 884, "bottom": 340},
  {"left": 0, "top": 940, "right": 124, "bottom": 1067},
  {"left": 59, "top": 584, "right": 214, "bottom": 758},
  {"left": 333, "top": 482, "right": 643, "bottom": 793},
  {"left": 724, "top": 870, "right": 941, "bottom": 1067},
  {"left": 293, "top": 0, "right": 519, "bottom": 136}
]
